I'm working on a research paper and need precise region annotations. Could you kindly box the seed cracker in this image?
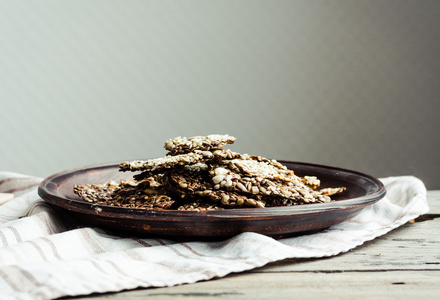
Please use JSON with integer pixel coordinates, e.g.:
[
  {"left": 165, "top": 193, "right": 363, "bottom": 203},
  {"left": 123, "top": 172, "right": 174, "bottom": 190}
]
[
  {"left": 74, "top": 134, "right": 345, "bottom": 210},
  {"left": 165, "top": 134, "right": 236, "bottom": 155}
]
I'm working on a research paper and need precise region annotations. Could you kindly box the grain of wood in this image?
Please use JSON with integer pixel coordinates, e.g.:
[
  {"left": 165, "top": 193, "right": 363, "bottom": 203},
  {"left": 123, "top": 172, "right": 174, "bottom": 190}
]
[
  {"left": 74, "top": 271, "right": 440, "bottom": 300},
  {"left": 256, "top": 219, "right": 440, "bottom": 272}
]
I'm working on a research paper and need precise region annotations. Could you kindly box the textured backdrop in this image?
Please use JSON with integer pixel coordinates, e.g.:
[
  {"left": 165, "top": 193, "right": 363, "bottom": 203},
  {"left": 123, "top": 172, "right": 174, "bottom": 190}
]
[{"left": 1, "top": 1, "right": 439, "bottom": 189}]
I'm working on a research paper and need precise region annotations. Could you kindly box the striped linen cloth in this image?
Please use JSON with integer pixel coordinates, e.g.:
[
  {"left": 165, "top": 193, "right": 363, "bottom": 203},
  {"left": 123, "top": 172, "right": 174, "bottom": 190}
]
[{"left": 0, "top": 172, "right": 429, "bottom": 300}]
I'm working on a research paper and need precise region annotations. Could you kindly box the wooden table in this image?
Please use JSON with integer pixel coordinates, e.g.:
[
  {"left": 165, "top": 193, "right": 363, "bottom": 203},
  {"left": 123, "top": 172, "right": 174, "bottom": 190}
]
[{"left": 74, "top": 191, "right": 440, "bottom": 299}]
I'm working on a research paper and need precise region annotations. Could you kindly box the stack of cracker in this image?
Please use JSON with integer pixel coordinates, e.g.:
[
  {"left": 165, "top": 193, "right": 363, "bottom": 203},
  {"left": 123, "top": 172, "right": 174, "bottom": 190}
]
[{"left": 74, "top": 134, "right": 344, "bottom": 211}]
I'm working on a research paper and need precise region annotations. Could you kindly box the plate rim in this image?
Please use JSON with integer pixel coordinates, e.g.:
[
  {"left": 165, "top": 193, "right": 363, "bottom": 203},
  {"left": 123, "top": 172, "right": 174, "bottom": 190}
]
[{"left": 38, "top": 160, "right": 386, "bottom": 219}]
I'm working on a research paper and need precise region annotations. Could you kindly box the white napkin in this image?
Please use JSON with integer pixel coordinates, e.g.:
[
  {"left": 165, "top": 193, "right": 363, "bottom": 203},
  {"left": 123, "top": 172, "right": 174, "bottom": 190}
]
[{"left": 0, "top": 172, "right": 429, "bottom": 300}]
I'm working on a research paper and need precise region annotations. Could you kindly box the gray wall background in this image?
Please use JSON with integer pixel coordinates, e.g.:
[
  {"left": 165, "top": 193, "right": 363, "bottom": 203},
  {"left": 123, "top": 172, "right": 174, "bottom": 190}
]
[{"left": 1, "top": 1, "right": 439, "bottom": 189}]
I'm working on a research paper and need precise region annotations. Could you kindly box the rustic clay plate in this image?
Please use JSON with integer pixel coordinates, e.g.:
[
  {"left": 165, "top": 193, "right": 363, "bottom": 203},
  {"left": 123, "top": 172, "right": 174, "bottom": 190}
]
[{"left": 38, "top": 161, "right": 386, "bottom": 239}]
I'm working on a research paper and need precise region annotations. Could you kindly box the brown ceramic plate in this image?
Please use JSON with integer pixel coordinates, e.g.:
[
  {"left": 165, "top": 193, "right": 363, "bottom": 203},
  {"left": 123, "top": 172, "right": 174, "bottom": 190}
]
[{"left": 38, "top": 160, "right": 386, "bottom": 239}]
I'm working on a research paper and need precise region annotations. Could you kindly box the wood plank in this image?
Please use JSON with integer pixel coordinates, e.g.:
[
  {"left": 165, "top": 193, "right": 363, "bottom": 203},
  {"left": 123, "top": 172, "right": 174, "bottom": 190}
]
[
  {"left": 74, "top": 271, "right": 440, "bottom": 300},
  {"left": 256, "top": 218, "right": 440, "bottom": 272}
]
